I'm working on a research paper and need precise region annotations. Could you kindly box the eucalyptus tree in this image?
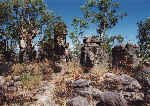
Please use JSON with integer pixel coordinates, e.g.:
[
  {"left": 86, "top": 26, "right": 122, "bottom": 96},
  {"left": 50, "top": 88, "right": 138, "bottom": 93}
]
[
  {"left": 81, "top": 0, "right": 126, "bottom": 41},
  {"left": 69, "top": 17, "right": 88, "bottom": 58},
  {"left": 39, "top": 15, "right": 63, "bottom": 60},
  {"left": 0, "top": 0, "right": 62, "bottom": 62}
]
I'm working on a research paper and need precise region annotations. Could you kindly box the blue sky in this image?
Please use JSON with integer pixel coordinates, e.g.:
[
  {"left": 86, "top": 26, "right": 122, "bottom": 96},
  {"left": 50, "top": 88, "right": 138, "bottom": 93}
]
[{"left": 45, "top": 0, "right": 150, "bottom": 43}]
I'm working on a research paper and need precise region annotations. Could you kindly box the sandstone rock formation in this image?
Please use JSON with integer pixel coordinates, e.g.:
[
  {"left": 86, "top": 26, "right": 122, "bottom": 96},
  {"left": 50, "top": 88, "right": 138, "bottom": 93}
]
[
  {"left": 80, "top": 36, "right": 108, "bottom": 67},
  {"left": 69, "top": 78, "right": 128, "bottom": 106},
  {"left": 102, "top": 73, "right": 144, "bottom": 104},
  {"left": 112, "top": 42, "right": 139, "bottom": 68}
]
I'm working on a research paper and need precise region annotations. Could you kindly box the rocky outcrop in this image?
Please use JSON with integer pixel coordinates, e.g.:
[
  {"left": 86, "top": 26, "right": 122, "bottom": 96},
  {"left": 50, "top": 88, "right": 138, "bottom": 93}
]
[
  {"left": 102, "top": 73, "right": 142, "bottom": 91},
  {"left": 112, "top": 43, "right": 139, "bottom": 68},
  {"left": 133, "top": 68, "right": 150, "bottom": 103},
  {"left": 68, "top": 72, "right": 148, "bottom": 106},
  {"left": 133, "top": 68, "right": 150, "bottom": 88},
  {"left": 69, "top": 78, "right": 128, "bottom": 106},
  {"left": 80, "top": 36, "right": 108, "bottom": 67},
  {"left": 102, "top": 73, "right": 144, "bottom": 104}
]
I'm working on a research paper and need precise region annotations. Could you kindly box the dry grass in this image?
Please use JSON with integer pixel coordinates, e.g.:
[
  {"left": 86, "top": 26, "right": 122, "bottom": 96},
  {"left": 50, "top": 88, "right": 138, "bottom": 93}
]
[
  {"left": 11, "top": 63, "right": 25, "bottom": 75},
  {"left": 10, "top": 60, "right": 109, "bottom": 105},
  {"left": 20, "top": 72, "right": 43, "bottom": 90},
  {"left": 10, "top": 60, "right": 54, "bottom": 91},
  {"left": 53, "top": 61, "right": 109, "bottom": 105}
]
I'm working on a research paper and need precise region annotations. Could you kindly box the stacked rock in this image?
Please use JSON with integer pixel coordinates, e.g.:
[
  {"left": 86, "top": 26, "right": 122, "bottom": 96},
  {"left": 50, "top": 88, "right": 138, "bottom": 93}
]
[{"left": 80, "top": 36, "right": 108, "bottom": 67}]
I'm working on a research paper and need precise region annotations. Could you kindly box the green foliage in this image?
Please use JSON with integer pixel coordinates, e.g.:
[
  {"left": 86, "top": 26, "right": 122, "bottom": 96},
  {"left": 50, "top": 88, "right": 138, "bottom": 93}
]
[
  {"left": 105, "top": 34, "right": 124, "bottom": 55},
  {"left": 40, "top": 21, "right": 67, "bottom": 60},
  {"left": 69, "top": 17, "right": 88, "bottom": 58},
  {"left": 0, "top": 0, "right": 63, "bottom": 62},
  {"left": 79, "top": 0, "right": 126, "bottom": 62},
  {"left": 42, "top": 11, "right": 62, "bottom": 41},
  {"left": 81, "top": 0, "right": 127, "bottom": 37},
  {"left": 0, "top": 0, "right": 61, "bottom": 46},
  {"left": 137, "top": 18, "right": 150, "bottom": 62}
]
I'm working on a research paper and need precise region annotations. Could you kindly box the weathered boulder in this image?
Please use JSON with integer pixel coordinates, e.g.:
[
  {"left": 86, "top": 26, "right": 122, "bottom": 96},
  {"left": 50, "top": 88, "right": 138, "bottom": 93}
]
[
  {"left": 103, "top": 73, "right": 142, "bottom": 91},
  {"left": 67, "top": 96, "right": 91, "bottom": 106},
  {"left": 74, "top": 86, "right": 103, "bottom": 97},
  {"left": 102, "top": 73, "right": 145, "bottom": 104},
  {"left": 133, "top": 68, "right": 150, "bottom": 88},
  {"left": 70, "top": 79, "right": 128, "bottom": 106},
  {"left": 132, "top": 68, "right": 150, "bottom": 104},
  {"left": 80, "top": 36, "right": 108, "bottom": 67},
  {"left": 30, "top": 81, "right": 57, "bottom": 106},
  {"left": 71, "top": 79, "right": 91, "bottom": 88},
  {"left": 96, "top": 91, "right": 128, "bottom": 106}
]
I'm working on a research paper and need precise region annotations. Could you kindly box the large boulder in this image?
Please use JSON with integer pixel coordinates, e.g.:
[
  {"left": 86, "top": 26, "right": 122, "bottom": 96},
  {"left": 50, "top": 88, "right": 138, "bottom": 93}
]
[
  {"left": 70, "top": 79, "right": 128, "bottom": 106},
  {"left": 71, "top": 79, "right": 91, "bottom": 88},
  {"left": 133, "top": 68, "right": 150, "bottom": 104},
  {"left": 133, "top": 68, "right": 150, "bottom": 88},
  {"left": 102, "top": 73, "right": 144, "bottom": 104},
  {"left": 96, "top": 91, "right": 128, "bottom": 106},
  {"left": 103, "top": 73, "right": 142, "bottom": 91},
  {"left": 74, "top": 86, "right": 103, "bottom": 97}
]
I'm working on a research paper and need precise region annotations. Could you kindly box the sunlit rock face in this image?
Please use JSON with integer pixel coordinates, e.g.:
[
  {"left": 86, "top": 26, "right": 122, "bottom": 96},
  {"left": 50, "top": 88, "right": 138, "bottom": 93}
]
[{"left": 80, "top": 36, "right": 108, "bottom": 67}]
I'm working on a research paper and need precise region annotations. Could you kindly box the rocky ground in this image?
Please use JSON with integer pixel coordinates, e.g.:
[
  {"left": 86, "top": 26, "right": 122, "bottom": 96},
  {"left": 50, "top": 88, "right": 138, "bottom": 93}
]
[{"left": 0, "top": 61, "right": 149, "bottom": 106}]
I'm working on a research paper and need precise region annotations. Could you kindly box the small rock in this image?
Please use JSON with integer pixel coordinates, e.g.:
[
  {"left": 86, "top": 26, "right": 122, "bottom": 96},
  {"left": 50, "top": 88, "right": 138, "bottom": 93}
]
[
  {"left": 13, "top": 76, "right": 20, "bottom": 81},
  {"left": 67, "top": 96, "right": 91, "bottom": 106},
  {"left": 0, "top": 76, "right": 5, "bottom": 85},
  {"left": 36, "top": 96, "right": 51, "bottom": 105},
  {"left": 74, "top": 86, "right": 103, "bottom": 97},
  {"left": 71, "top": 79, "right": 91, "bottom": 88}
]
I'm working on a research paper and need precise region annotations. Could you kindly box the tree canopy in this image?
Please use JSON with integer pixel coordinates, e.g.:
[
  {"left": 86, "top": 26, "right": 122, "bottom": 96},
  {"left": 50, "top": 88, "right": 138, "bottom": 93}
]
[{"left": 81, "top": 0, "right": 127, "bottom": 40}]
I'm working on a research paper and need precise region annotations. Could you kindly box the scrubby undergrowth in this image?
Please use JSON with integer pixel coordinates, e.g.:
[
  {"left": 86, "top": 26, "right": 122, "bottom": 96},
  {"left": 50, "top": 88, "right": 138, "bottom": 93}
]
[{"left": 0, "top": 59, "right": 149, "bottom": 106}]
